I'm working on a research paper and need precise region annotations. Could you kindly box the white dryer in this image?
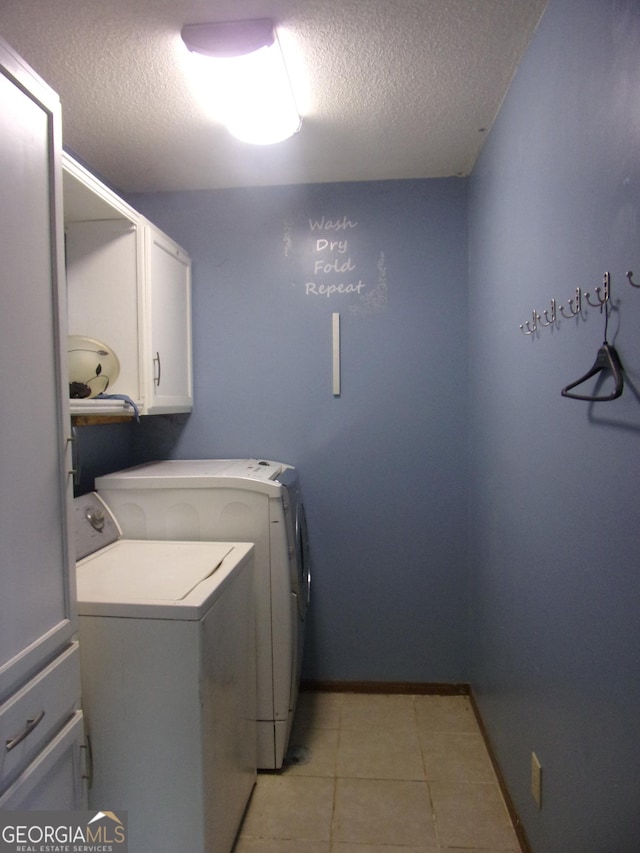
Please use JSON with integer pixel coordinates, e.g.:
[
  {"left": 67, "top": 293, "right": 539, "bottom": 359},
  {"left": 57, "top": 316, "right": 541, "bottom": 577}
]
[
  {"left": 74, "top": 493, "right": 256, "bottom": 853},
  {"left": 96, "top": 458, "right": 311, "bottom": 770}
]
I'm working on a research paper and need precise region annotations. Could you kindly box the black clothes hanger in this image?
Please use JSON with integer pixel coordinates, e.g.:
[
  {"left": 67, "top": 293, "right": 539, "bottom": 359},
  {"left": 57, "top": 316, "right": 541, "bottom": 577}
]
[
  {"left": 561, "top": 341, "right": 624, "bottom": 400},
  {"left": 561, "top": 295, "right": 624, "bottom": 401}
]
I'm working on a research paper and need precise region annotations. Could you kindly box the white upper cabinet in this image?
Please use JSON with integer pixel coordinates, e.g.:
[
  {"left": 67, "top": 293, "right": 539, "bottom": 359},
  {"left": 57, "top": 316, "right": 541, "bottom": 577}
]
[
  {"left": 145, "top": 226, "right": 193, "bottom": 413},
  {"left": 63, "top": 153, "right": 193, "bottom": 416}
]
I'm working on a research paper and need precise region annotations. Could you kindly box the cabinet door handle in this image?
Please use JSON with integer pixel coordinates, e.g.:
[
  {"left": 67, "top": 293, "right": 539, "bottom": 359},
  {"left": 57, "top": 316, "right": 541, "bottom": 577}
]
[
  {"left": 153, "top": 351, "right": 162, "bottom": 387},
  {"left": 68, "top": 428, "right": 81, "bottom": 486},
  {"left": 6, "top": 710, "right": 45, "bottom": 752},
  {"left": 81, "top": 733, "right": 94, "bottom": 789}
]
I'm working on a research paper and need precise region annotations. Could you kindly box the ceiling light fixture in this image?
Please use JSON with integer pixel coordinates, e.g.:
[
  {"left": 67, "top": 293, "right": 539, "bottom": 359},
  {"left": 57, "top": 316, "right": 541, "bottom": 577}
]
[{"left": 181, "top": 19, "right": 302, "bottom": 145}]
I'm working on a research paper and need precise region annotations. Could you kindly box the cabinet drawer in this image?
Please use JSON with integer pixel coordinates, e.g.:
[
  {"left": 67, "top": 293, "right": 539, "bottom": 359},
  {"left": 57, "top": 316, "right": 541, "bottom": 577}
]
[
  {"left": 0, "top": 710, "right": 86, "bottom": 809},
  {"left": 0, "top": 642, "right": 81, "bottom": 791}
]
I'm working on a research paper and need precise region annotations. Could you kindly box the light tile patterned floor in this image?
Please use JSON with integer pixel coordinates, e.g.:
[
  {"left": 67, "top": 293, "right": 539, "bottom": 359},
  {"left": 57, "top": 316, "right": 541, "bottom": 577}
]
[{"left": 233, "top": 692, "right": 521, "bottom": 853}]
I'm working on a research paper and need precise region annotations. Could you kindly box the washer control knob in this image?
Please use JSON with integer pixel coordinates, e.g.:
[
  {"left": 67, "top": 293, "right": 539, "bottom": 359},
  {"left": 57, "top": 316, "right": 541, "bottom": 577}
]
[{"left": 85, "top": 506, "right": 105, "bottom": 532}]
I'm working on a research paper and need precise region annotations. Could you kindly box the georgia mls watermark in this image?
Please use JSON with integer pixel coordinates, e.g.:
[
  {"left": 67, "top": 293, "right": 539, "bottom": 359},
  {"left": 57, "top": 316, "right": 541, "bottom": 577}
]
[{"left": 0, "top": 811, "right": 127, "bottom": 853}]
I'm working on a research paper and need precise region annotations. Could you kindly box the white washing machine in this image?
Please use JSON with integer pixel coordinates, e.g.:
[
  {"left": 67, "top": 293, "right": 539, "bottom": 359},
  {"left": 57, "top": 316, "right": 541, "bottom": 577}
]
[
  {"left": 96, "top": 458, "right": 311, "bottom": 770},
  {"left": 73, "top": 493, "right": 257, "bottom": 853}
]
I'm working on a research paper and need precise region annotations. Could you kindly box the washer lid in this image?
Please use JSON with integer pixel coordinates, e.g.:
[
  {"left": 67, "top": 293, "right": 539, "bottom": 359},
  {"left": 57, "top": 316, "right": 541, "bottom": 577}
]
[{"left": 76, "top": 540, "right": 233, "bottom": 601}]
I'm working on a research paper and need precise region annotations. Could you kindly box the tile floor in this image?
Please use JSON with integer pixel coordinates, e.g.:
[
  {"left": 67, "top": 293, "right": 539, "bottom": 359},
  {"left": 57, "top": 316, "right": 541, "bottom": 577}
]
[{"left": 232, "top": 691, "right": 522, "bottom": 853}]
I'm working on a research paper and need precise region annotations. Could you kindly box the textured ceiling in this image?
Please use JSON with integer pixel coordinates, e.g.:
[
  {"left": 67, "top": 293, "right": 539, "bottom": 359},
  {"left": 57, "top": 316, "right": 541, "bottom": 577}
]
[{"left": 0, "top": 0, "right": 547, "bottom": 193}]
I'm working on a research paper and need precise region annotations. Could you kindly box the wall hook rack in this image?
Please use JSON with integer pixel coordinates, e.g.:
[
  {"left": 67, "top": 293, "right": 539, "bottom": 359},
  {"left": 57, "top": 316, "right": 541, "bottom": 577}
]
[
  {"left": 585, "top": 273, "right": 609, "bottom": 308},
  {"left": 559, "top": 287, "right": 583, "bottom": 319},
  {"left": 518, "top": 270, "right": 631, "bottom": 335},
  {"left": 519, "top": 310, "right": 539, "bottom": 335},
  {"left": 538, "top": 298, "right": 557, "bottom": 327}
]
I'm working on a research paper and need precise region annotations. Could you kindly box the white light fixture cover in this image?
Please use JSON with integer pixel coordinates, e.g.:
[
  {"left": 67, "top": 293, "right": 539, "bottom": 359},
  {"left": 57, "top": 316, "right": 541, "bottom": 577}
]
[{"left": 181, "top": 19, "right": 301, "bottom": 145}]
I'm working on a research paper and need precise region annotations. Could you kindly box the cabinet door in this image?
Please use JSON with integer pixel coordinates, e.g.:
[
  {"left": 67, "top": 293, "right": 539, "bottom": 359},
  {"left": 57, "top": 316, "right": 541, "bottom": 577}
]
[
  {"left": 145, "top": 227, "right": 193, "bottom": 413},
  {"left": 0, "top": 42, "right": 76, "bottom": 700}
]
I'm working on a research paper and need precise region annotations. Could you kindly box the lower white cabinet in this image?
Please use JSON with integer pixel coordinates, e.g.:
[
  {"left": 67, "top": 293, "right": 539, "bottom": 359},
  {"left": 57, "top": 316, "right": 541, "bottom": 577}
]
[
  {"left": 64, "top": 153, "right": 193, "bottom": 416},
  {"left": 0, "top": 712, "right": 86, "bottom": 810},
  {"left": 0, "top": 644, "right": 82, "bottom": 792}
]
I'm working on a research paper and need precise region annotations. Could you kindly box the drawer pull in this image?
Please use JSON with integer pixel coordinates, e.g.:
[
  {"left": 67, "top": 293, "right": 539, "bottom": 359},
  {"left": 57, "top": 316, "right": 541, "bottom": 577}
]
[{"left": 6, "top": 710, "right": 45, "bottom": 752}]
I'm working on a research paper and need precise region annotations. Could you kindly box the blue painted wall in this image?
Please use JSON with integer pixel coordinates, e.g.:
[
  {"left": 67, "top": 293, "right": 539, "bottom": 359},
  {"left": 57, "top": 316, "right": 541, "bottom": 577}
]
[
  {"left": 468, "top": 0, "right": 640, "bottom": 850},
  {"left": 128, "top": 179, "right": 470, "bottom": 683},
  {"left": 67, "top": 1, "right": 640, "bottom": 847}
]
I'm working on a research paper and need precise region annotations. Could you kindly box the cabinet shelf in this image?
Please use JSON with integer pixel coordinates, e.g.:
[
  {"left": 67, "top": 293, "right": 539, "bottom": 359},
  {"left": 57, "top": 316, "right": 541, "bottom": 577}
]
[{"left": 71, "top": 414, "right": 134, "bottom": 426}]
